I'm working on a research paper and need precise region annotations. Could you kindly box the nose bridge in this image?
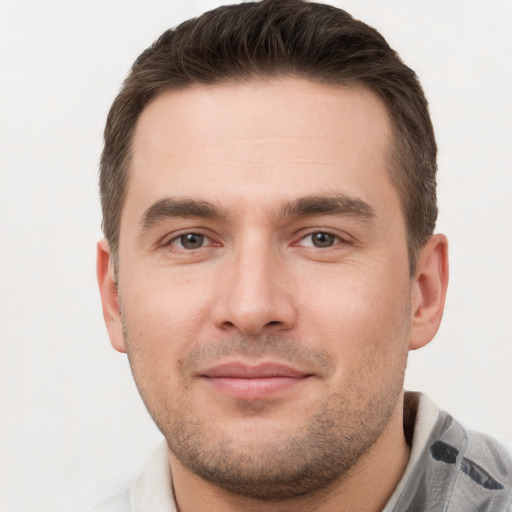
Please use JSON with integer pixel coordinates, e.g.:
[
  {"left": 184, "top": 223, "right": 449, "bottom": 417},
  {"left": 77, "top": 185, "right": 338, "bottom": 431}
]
[
  {"left": 234, "top": 236, "right": 275, "bottom": 305},
  {"left": 214, "top": 231, "right": 296, "bottom": 334}
]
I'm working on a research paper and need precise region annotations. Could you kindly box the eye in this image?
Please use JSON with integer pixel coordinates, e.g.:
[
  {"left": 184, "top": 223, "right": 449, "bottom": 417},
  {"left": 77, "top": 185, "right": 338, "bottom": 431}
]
[
  {"left": 298, "top": 231, "right": 341, "bottom": 248},
  {"left": 170, "top": 233, "right": 209, "bottom": 250}
]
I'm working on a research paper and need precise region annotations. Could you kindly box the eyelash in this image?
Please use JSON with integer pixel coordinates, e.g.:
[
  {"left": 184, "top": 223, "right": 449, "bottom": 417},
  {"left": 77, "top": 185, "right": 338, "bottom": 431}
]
[
  {"left": 295, "top": 231, "right": 344, "bottom": 248},
  {"left": 165, "top": 230, "right": 346, "bottom": 251},
  {"left": 167, "top": 232, "right": 217, "bottom": 251}
]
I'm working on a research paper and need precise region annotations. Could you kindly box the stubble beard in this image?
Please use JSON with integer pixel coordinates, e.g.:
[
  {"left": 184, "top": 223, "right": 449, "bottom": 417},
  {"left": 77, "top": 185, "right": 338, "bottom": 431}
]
[
  {"left": 123, "top": 326, "right": 408, "bottom": 502},
  {"left": 165, "top": 384, "right": 403, "bottom": 501}
]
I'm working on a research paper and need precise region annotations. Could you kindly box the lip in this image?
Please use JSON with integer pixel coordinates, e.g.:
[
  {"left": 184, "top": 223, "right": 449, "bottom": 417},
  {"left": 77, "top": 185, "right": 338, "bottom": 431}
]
[{"left": 199, "top": 362, "right": 312, "bottom": 400}]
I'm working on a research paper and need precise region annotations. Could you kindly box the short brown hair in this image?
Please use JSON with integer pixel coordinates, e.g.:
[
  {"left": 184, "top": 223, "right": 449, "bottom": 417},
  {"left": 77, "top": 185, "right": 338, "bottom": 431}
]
[{"left": 100, "top": 0, "right": 437, "bottom": 275}]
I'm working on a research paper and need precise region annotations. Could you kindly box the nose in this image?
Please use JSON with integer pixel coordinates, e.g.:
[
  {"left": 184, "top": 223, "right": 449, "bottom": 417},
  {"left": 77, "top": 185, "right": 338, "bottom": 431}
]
[{"left": 211, "top": 238, "right": 297, "bottom": 335}]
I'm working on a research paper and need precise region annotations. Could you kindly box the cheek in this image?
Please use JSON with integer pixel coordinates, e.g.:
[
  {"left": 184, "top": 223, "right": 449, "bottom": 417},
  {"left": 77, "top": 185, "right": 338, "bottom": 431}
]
[
  {"left": 123, "top": 266, "right": 212, "bottom": 326},
  {"left": 298, "top": 265, "right": 411, "bottom": 357},
  {"left": 119, "top": 279, "right": 202, "bottom": 412},
  {"left": 119, "top": 272, "right": 213, "bottom": 359}
]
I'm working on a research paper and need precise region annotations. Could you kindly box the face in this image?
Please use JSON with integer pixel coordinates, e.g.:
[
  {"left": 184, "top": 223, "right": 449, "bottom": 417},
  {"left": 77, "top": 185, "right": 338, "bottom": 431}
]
[{"left": 102, "top": 79, "right": 419, "bottom": 499}]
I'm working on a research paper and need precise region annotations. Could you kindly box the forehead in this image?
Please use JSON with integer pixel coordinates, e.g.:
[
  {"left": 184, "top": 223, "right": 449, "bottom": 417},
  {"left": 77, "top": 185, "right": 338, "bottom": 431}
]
[
  {"left": 125, "top": 78, "right": 397, "bottom": 221},
  {"left": 133, "top": 78, "right": 392, "bottom": 158}
]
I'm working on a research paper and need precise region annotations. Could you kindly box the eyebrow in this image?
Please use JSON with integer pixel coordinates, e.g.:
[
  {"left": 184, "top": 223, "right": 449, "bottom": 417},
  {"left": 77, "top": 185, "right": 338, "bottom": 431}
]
[
  {"left": 140, "top": 198, "right": 229, "bottom": 228},
  {"left": 280, "top": 194, "right": 376, "bottom": 221},
  {"left": 139, "top": 193, "right": 376, "bottom": 229}
]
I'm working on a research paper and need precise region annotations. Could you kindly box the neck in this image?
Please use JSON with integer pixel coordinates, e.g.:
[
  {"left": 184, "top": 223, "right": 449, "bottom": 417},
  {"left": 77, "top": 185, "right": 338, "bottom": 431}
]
[{"left": 169, "top": 395, "right": 410, "bottom": 512}]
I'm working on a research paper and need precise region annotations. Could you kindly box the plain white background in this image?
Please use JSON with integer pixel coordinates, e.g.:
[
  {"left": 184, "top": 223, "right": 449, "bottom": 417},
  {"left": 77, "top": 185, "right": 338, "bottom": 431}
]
[{"left": 1, "top": 1, "right": 511, "bottom": 510}]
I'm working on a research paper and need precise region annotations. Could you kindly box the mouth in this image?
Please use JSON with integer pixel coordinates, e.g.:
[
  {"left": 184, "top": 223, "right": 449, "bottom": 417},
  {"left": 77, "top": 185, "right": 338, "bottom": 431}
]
[{"left": 199, "top": 362, "right": 313, "bottom": 400}]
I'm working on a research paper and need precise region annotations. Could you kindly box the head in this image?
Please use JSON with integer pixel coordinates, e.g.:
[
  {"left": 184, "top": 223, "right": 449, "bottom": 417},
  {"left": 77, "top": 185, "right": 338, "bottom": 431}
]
[
  {"left": 100, "top": 0, "right": 437, "bottom": 279},
  {"left": 97, "top": 0, "right": 448, "bottom": 504}
]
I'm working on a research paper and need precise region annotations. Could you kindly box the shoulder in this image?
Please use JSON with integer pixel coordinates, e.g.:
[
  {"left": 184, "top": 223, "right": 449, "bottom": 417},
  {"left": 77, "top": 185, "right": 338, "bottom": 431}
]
[
  {"left": 88, "top": 489, "right": 132, "bottom": 512},
  {"left": 76, "top": 441, "right": 176, "bottom": 512},
  {"left": 390, "top": 393, "right": 512, "bottom": 511},
  {"left": 68, "top": 485, "right": 132, "bottom": 512},
  {"left": 427, "top": 400, "right": 512, "bottom": 510}
]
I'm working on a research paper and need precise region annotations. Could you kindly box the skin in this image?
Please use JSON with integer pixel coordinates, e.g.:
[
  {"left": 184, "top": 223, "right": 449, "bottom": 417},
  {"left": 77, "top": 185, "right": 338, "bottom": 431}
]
[{"left": 97, "top": 78, "right": 448, "bottom": 512}]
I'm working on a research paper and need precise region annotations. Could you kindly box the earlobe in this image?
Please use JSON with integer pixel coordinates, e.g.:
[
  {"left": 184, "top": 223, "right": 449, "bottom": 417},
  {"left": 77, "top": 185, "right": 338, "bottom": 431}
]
[
  {"left": 96, "top": 239, "right": 126, "bottom": 353},
  {"left": 409, "top": 234, "right": 449, "bottom": 351}
]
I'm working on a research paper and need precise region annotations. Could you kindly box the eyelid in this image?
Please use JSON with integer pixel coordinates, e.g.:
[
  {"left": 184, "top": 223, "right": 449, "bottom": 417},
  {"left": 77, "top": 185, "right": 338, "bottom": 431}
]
[
  {"left": 162, "top": 229, "right": 221, "bottom": 250},
  {"left": 293, "top": 229, "right": 350, "bottom": 247}
]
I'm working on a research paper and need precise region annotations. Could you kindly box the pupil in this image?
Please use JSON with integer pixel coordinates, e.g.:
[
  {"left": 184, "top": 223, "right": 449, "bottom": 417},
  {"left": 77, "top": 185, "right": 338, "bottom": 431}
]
[
  {"left": 182, "top": 233, "right": 204, "bottom": 249},
  {"left": 313, "top": 233, "right": 334, "bottom": 247}
]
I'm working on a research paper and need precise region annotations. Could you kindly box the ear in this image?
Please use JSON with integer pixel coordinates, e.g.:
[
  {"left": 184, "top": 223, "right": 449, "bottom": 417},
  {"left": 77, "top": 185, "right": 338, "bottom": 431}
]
[
  {"left": 409, "top": 234, "right": 449, "bottom": 351},
  {"left": 96, "top": 239, "right": 126, "bottom": 353}
]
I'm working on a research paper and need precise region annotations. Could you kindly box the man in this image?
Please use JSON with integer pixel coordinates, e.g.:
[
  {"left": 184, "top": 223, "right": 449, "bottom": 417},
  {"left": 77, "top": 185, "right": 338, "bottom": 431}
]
[{"left": 95, "top": 1, "right": 512, "bottom": 510}]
